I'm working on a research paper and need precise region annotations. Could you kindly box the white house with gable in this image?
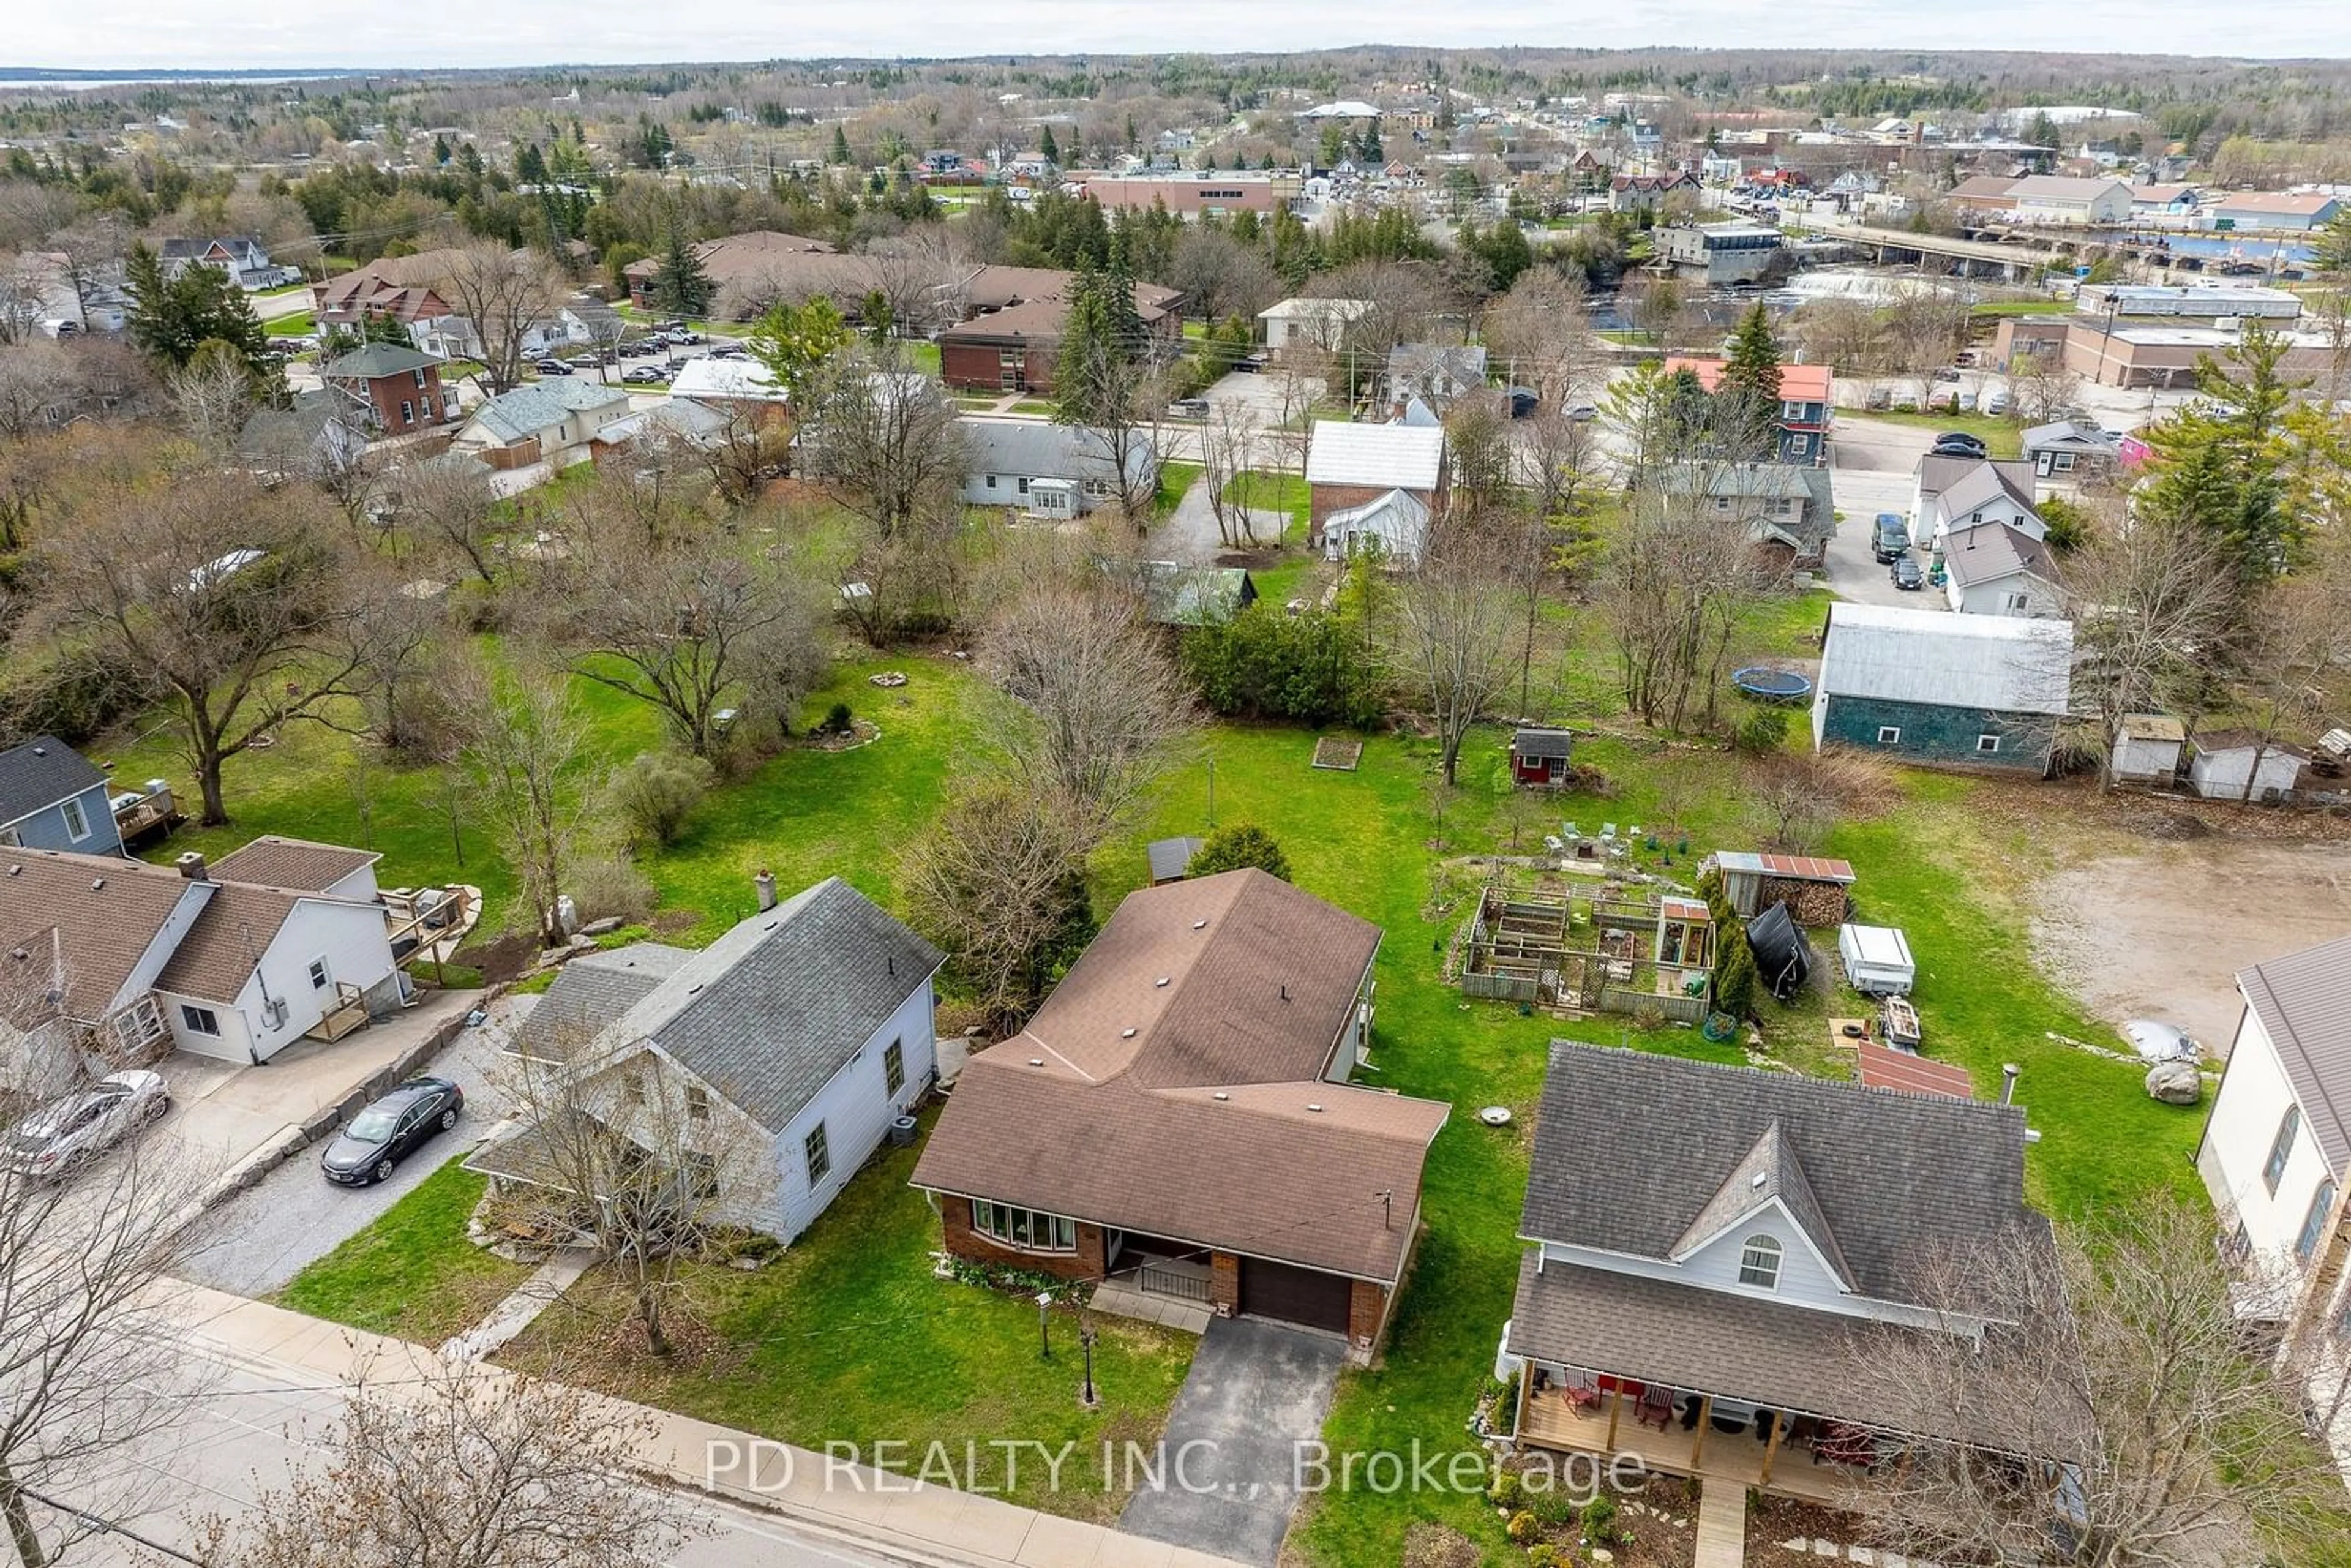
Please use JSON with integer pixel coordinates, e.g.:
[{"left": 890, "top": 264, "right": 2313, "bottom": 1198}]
[
  {"left": 2196, "top": 935, "right": 2351, "bottom": 1478},
  {"left": 470, "top": 875, "right": 943, "bottom": 1243}
]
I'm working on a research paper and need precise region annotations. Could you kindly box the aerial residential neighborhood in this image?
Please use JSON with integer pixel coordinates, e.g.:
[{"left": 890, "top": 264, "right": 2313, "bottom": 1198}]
[{"left": 4, "top": 26, "right": 2351, "bottom": 1568}]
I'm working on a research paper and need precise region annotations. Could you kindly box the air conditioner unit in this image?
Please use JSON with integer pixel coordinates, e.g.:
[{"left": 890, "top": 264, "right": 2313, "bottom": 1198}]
[{"left": 261, "top": 996, "right": 288, "bottom": 1029}]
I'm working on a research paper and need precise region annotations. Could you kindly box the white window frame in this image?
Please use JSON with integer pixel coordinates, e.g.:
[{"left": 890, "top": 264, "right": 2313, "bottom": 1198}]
[
  {"left": 2265, "top": 1105, "right": 2301, "bottom": 1193},
  {"left": 2051, "top": 451, "right": 2076, "bottom": 472},
  {"left": 307, "top": 957, "right": 331, "bottom": 991},
  {"left": 2001, "top": 591, "right": 2030, "bottom": 613},
  {"left": 181, "top": 1003, "right": 221, "bottom": 1036},
  {"left": 2297, "top": 1179, "right": 2338, "bottom": 1264},
  {"left": 1738, "top": 1233, "right": 1783, "bottom": 1290},
  {"left": 973, "top": 1201, "right": 1078, "bottom": 1253},
  {"left": 1977, "top": 734, "right": 2002, "bottom": 754},
  {"left": 399, "top": 399, "right": 414, "bottom": 424},
  {"left": 1877, "top": 726, "right": 1902, "bottom": 745},
  {"left": 59, "top": 795, "right": 90, "bottom": 842},
  {"left": 804, "top": 1122, "right": 831, "bottom": 1185}
]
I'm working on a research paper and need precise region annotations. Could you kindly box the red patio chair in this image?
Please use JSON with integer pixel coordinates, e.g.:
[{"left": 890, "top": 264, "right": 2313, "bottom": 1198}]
[
  {"left": 1634, "top": 1384, "right": 1676, "bottom": 1431},
  {"left": 1561, "top": 1371, "right": 1603, "bottom": 1411}
]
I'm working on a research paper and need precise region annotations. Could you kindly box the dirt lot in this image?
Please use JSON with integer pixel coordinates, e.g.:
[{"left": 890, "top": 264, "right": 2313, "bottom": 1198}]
[{"left": 2033, "top": 838, "right": 2351, "bottom": 1053}]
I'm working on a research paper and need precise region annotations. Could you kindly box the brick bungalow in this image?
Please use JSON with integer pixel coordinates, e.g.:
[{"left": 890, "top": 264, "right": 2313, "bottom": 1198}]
[
  {"left": 319, "top": 342, "right": 457, "bottom": 437},
  {"left": 912, "top": 869, "right": 1447, "bottom": 1362},
  {"left": 936, "top": 268, "right": 1183, "bottom": 395}
]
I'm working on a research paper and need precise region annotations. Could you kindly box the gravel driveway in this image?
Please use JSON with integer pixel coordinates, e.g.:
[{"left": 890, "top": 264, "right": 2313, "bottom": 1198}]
[{"left": 173, "top": 1004, "right": 520, "bottom": 1298}]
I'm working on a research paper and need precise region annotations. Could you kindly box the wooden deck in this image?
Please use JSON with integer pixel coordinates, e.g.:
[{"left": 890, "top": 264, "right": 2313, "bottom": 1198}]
[{"left": 1518, "top": 1386, "right": 1867, "bottom": 1509}]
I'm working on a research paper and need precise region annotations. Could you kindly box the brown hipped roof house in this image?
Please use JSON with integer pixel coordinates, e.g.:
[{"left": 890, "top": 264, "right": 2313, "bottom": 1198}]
[{"left": 912, "top": 869, "right": 1447, "bottom": 1360}]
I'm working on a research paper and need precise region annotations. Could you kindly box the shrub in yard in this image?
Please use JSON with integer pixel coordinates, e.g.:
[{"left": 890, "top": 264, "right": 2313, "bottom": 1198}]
[
  {"left": 1505, "top": 1510, "right": 1539, "bottom": 1544},
  {"left": 1524, "top": 1547, "right": 1559, "bottom": 1568},
  {"left": 1182, "top": 605, "right": 1385, "bottom": 728},
  {"left": 1733, "top": 705, "right": 1788, "bottom": 756},
  {"left": 824, "top": 700, "right": 854, "bottom": 735},
  {"left": 567, "top": 857, "right": 657, "bottom": 926},
  {"left": 610, "top": 751, "right": 716, "bottom": 848},
  {"left": 1489, "top": 1468, "right": 1524, "bottom": 1509},
  {"left": 1579, "top": 1493, "right": 1617, "bottom": 1537},
  {"left": 1186, "top": 823, "right": 1292, "bottom": 882},
  {"left": 1713, "top": 927, "right": 1760, "bottom": 1021}
]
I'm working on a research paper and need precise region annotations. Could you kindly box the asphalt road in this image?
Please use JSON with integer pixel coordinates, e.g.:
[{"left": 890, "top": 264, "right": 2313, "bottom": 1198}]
[
  {"left": 172, "top": 1007, "right": 519, "bottom": 1299},
  {"left": 46, "top": 1345, "right": 905, "bottom": 1568}
]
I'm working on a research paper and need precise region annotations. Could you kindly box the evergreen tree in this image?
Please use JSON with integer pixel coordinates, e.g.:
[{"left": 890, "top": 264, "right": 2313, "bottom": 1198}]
[
  {"left": 457, "top": 141, "right": 485, "bottom": 178},
  {"left": 1038, "top": 124, "right": 1060, "bottom": 166},
  {"left": 829, "top": 124, "right": 852, "bottom": 165},
  {"left": 2140, "top": 321, "right": 2306, "bottom": 585},
  {"left": 2315, "top": 206, "right": 2351, "bottom": 273},
  {"left": 1717, "top": 303, "right": 1785, "bottom": 459},
  {"left": 432, "top": 133, "right": 452, "bottom": 167},
  {"left": 124, "top": 242, "right": 269, "bottom": 370},
  {"left": 1185, "top": 823, "right": 1292, "bottom": 882},
  {"left": 1359, "top": 121, "right": 1385, "bottom": 164},
  {"left": 651, "top": 222, "right": 713, "bottom": 317},
  {"left": 515, "top": 143, "right": 547, "bottom": 185}
]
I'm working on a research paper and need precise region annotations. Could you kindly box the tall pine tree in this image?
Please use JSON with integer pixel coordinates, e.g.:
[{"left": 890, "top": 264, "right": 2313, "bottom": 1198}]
[
  {"left": 1717, "top": 303, "right": 1785, "bottom": 460},
  {"left": 124, "top": 242, "right": 269, "bottom": 370},
  {"left": 651, "top": 222, "right": 713, "bottom": 317}
]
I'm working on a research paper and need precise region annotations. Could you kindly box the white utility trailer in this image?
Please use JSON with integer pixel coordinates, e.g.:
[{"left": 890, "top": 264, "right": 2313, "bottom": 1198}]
[{"left": 1837, "top": 923, "right": 1916, "bottom": 997}]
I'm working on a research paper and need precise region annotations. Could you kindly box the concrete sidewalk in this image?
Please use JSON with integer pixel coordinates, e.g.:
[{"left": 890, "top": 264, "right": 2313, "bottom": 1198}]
[{"left": 171, "top": 1285, "right": 1251, "bottom": 1568}]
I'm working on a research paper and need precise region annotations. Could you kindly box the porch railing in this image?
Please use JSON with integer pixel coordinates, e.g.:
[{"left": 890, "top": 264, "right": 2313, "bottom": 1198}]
[{"left": 1135, "top": 1260, "right": 1213, "bottom": 1304}]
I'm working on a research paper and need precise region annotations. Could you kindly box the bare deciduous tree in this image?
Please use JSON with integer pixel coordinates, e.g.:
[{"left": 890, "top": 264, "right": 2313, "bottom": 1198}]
[
  {"left": 803, "top": 350, "right": 968, "bottom": 535},
  {"left": 1388, "top": 530, "right": 1518, "bottom": 786},
  {"left": 191, "top": 1352, "right": 703, "bottom": 1568},
  {"left": 1847, "top": 1193, "right": 2347, "bottom": 1567},
  {"left": 541, "top": 509, "right": 824, "bottom": 757},
  {"left": 26, "top": 471, "right": 367, "bottom": 824},
  {"left": 390, "top": 452, "right": 503, "bottom": 587},
  {"left": 1598, "top": 465, "right": 1777, "bottom": 733},
  {"left": 981, "top": 582, "right": 1196, "bottom": 825},
  {"left": 2061, "top": 506, "right": 2241, "bottom": 789},
  {"left": 456, "top": 658, "right": 590, "bottom": 945},
  {"left": 902, "top": 773, "right": 1099, "bottom": 1030},
  {"left": 436, "top": 244, "right": 566, "bottom": 395},
  {"left": 167, "top": 340, "right": 259, "bottom": 456},
  {"left": 1197, "top": 398, "right": 1265, "bottom": 548},
  {"left": 0, "top": 1137, "right": 207, "bottom": 1568},
  {"left": 1746, "top": 748, "right": 1899, "bottom": 853},
  {"left": 1480, "top": 268, "right": 1599, "bottom": 409}
]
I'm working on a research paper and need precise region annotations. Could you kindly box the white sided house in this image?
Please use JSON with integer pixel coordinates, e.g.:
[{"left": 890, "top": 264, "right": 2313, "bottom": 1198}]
[
  {"left": 0, "top": 838, "right": 403, "bottom": 1086},
  {"left": 470, "top": 876, "right": 943, "bottom": 1244},
  {"left": 1940, "top": 520, "right": 2060, "bottom": 618},
  {"left": 1911, "top": 456, "right": 2044, "bottom": 554},
  {"left": 2195, "top": 936, "right": 2351, "bottom": 1473}
]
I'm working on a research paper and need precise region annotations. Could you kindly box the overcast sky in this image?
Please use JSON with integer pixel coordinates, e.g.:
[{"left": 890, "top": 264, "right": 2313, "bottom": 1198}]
[{"left": 11, "top": 1, "right": 2351, "bottom": 72}]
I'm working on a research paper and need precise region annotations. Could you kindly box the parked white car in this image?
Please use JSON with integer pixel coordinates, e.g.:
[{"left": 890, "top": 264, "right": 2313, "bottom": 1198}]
[{"left": 4, "top": 1070, "right": 171, "bottom": 1179}]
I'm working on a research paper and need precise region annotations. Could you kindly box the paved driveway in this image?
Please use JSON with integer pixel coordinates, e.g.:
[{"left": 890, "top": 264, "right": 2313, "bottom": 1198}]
[
  {"left": 172, "top": 1002, "right": 520, "bottom": 1297},
  {"left": 1826, "top": 417, "right": 1948, "bottom": 612},
  {"left": 1120, "top": 1317, "right": 1345, "bottom": 1566}
]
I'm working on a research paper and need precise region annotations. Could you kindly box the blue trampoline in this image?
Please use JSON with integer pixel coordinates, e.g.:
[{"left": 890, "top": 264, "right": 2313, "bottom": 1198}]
[{"left": 1731, "top": 666, "right": 1813, "bottom": 703}]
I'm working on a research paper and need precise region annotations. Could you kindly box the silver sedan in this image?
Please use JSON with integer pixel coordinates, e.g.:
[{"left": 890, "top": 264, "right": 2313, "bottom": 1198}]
[{"left": 4, "top": 1070, "right": 171, "bottom": 1180}]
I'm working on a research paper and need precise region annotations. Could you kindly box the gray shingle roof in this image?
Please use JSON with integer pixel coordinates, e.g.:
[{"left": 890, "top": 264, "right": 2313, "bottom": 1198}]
[
  {"left": 1818, "top": 602, "right": 2073, "bottom": 716},
  {"left": 1506, "top": 1253, "right": 2019, "bottom": 1446},
  {"left": 1668, "top": 1119, "right": 1854, "bottom": 1289},
  {"left": 321, "top": 342, "right": 441, "bottom": 380},
  {"left": 509, "top": 943, "right": 694, "bottom": 1063},
  {"left": 1146, "top": 836, "right": 1204, "bottom": 882},
  {"left": 2238, "top": 934, "right": 2351, "bottom": 1174},
  {"left": 593, "top": 878, "right": 942, "bottom": 1131},
  {"left": 463, "top": 380, "right": 630, "bottom": 446},
  {"left": 1941, "top": 520, "right": 2055, "bottom": 590},
  {"left": 959, "top": 417, "right": 1153, "bottom": 488},
  {"left": 1521, "top": 1042, "right": 2038, "bottom": 1307},
  {"left": 0, "top": 736, "right": 107, "bottom": 828}
]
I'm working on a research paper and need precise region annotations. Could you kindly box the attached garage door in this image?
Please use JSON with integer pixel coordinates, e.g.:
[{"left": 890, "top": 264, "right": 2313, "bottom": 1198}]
[{"left": 1240, "top": 1258, "right": 1352, "bottom": 1334}]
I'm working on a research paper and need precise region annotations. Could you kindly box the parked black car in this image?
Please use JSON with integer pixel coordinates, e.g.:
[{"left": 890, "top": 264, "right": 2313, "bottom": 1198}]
[
  {"left": 320, "top": 1077, "right": 464, "bottom": 1186},
  {"left": 1930, "top": 432, "right": 1987, "bottom": 459},
  {"left": 1891, "top": 555, "right": 1925, "bottom": 591},
  {"left": 534, "top": 358, "right": 570, "bottom": 376}
]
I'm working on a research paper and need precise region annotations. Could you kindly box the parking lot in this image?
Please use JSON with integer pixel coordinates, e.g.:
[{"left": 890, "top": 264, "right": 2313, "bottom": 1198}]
[
  {"left": 170, "top": 996, "right": 520, "bottom": 1298},
  {"left": 1824, "top": 415, "right": 1948, "bottom": 610}
]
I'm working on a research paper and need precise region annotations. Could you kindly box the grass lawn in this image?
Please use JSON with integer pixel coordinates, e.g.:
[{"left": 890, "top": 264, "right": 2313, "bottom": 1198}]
[
  {"left": 1152, "top": 459, "right": 1201, "bottom": 520},
  {"left": 276, "top": 1161, "right": 534, "bottom": 1343},
  {"left": 1863, "top": 408, "right": 2023, "bottom": 459},
  {"left": 264, "top": 309, "right": 315, "bottom": 337},
  {"left": 1010, "top": 399, "right": 1055, "bottom": 416},
  {"left": 1221, "top": 470, "right": 1310, "bottom": 543},
  {"left": 1970, "top": 298, "right": 2071, "bottom": 317},
  {"left": 500, "top": 1106, "right": 1197, "bottom": 1523},
  {"left": 901, "top": 340, "right": 942, "bottom": 375}
]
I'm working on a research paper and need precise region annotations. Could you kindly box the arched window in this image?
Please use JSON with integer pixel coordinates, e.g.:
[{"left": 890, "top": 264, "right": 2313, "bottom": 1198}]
[
  {"left": 2265, "top": 1105, "right": 2302, "bottom": 1194},
  {"left": 1738, "top": 1234, "right": 1783, "bottom": 1290},
  {"left": 2298, "top": 1180, "right": 2338, "bottom": 1264}
]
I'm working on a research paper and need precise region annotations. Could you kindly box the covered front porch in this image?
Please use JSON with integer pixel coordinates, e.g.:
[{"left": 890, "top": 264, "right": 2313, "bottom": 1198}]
[{"left": 1515, "top": 1366, "right": 1880, "bottom": 1508}]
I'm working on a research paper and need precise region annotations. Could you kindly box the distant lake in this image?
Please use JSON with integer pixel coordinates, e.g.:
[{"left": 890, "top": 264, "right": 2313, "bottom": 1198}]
[{"left": 0, "top": 72, "right": 354, "bottom": 91}]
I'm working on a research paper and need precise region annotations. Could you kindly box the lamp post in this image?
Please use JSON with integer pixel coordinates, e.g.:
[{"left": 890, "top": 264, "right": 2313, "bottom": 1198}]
[
  {"left": 1079, "top": 1317, "right": 1099, "bottom": 1408},
  {"left": 1037, "top": 1291, "right": 1053, "bottom": 1360}
]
